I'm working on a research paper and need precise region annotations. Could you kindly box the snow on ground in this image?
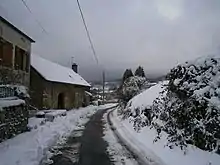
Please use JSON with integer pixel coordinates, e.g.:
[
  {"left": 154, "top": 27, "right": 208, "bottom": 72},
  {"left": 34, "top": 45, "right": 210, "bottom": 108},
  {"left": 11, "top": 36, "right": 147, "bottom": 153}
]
[
  {"left": 44, "top": 110, "right": 67, "bottom": 121},
  {"left": 99, "top": 103, "right": 117, "bottom": 109},
  {"left": 28, "top": 110, "right": 67, "bottom": 130},
  {"left": 126, "top": 81, "right": 166, "bottom": 112},
  {"left": 114, "top": 83, "right": 220, "bottom": 165},
  {"left": 0, "top": 105, "right": 114, "bottom": 165},
  {"left": 28, "top": 117, "right": 47, "bottom": 130},
  {"left": 102, "top": 111, "right": 138, "bottom": 165}
]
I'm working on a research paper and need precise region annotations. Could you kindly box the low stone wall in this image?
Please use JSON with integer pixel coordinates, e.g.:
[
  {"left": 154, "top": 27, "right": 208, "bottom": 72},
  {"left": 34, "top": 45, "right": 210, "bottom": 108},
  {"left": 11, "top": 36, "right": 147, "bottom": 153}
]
[{"left": 0, "top": 103, "right": 28, "bottom": 142}]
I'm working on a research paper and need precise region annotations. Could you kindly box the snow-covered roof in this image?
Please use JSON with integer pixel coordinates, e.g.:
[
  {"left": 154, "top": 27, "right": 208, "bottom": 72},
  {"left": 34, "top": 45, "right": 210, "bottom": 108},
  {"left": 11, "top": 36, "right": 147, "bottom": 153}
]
[
  {"left": 31, "top": 55, "right": 90, "bottom": 87},
  {"left": 85, "top": 91, "right": 92, "bottom": 96}
]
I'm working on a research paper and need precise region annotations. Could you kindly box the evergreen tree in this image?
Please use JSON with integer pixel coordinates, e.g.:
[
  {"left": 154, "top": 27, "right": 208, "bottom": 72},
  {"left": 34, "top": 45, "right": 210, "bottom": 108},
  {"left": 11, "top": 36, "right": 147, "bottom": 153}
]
[
  {"left": 135, "top": 66, "right": 145, "bottom": 77},
  {"left": 122, "top": 69, "right": 133, "bottom": 82}
]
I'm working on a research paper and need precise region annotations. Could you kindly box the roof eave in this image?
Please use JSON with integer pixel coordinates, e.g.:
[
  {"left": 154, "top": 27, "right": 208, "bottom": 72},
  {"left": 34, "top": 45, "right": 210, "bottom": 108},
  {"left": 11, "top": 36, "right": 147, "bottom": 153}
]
[{"left": 0, "top": 16, "right": 35, "bottom": 43}]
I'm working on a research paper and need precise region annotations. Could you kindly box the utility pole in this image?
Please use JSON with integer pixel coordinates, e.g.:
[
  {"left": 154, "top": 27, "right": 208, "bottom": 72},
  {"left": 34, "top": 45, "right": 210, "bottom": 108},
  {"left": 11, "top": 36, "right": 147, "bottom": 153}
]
[{"left": 102, "top": 70, "right": 105, "bottom": 104}]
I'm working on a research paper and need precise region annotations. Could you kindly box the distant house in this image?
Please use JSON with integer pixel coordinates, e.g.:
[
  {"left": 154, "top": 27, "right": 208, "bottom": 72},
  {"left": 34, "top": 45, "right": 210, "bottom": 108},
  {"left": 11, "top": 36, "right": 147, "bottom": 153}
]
[
  {"left": 30, "top": 55, "right": 91, "bottom": 109},
  {"left": 0, "top": 16, "right": 35, "bottom": 87}
]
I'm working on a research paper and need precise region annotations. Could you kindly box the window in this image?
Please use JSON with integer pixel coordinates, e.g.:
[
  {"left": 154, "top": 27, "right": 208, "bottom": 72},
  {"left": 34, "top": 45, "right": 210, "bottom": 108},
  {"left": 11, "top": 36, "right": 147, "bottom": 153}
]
[
  {"left": 15, "top": 46, "right": 29, "bottom": 72},
  {"left": 0, "top": 37, "right": 13, "bottom": 67}
]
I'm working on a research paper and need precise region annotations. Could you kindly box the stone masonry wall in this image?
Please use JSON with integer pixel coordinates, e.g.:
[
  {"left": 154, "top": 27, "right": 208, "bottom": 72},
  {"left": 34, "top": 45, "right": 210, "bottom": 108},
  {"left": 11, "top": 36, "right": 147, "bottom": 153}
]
[{"left": 0, "top": 103, "right": 28, "bottom": 142}]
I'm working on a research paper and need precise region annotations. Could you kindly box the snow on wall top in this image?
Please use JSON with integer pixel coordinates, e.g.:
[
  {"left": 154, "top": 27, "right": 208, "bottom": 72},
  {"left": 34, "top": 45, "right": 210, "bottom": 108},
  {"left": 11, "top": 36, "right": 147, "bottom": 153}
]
[
  {"left": 0, "top": 98, "right": 25, "bottom": 109},
  {"left": 31, "top": 55, "right": 90, "bottom": 87}
]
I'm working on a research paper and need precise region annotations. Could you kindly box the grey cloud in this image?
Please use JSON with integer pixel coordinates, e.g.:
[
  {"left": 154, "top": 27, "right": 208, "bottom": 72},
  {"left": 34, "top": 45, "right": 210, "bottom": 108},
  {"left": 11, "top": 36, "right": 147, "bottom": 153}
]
[{"left": 1, "top": 0, "right": 220, "bottom": 81}]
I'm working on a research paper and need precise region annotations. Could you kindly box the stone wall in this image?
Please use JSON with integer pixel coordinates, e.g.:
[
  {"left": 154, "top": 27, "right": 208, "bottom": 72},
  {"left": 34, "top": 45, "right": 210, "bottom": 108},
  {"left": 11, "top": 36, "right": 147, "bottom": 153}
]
[
  {"left": 30, "top": 67, "right": 90, "bottom": 109},
  {"left": 43, "top": 81, "right": 88, "bottom": 109},
  {"left": 0, "top": 102, "right": 28, "bottom": 142},
  {"left": 30, "top": 67, "right": 43, "bottom": 108}
]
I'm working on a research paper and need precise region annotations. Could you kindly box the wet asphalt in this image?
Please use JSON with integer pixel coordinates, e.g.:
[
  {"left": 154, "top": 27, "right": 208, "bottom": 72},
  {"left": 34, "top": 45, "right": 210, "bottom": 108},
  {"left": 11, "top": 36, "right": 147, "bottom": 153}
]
[{"left": 77, "top": 109, "right": 112, "bottom": 165}]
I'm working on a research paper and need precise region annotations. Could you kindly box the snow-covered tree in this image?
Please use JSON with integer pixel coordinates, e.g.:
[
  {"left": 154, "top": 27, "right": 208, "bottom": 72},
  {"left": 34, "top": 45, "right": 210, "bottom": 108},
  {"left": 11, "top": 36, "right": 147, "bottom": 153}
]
[
  {"left": 122, "top": 69, "right": 133, "bottom": 82},
  {"left": 118, "top": 75, "right": 147, "bottom": 119},
  {"left": 135, "top": 66, "right": 145, "bottom": 77}
]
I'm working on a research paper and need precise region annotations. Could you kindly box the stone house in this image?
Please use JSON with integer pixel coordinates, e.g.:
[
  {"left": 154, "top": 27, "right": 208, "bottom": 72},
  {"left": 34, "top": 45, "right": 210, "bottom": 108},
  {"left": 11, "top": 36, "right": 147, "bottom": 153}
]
[
  {"left": 0, "top": 16, "right": 35, "bottom": 86},
  {"left": 0, "top": 16, "right": 34, "bottom": 141},
  {"left": 30, "top": 55, "right": 91, "bottom": 109}
]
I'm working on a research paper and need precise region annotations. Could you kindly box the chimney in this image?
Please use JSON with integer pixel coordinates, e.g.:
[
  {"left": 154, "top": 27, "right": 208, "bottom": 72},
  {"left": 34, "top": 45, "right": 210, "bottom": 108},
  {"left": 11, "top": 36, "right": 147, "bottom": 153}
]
[{"left": 72, "top": 63, "right": 78, "bottom": 73}]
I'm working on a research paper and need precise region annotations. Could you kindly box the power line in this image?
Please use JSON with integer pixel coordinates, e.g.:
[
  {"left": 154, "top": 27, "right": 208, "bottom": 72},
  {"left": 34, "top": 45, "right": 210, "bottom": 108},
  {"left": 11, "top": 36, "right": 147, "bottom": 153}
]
[
  {"left": 20, "top": 0, "right": 48, "bottom": 34},
  {"left": 76, "top": 0, "right": 105, "bottom": 103},
  {"left": 76, "top": 0, "right": 99, "bottom": 64}
]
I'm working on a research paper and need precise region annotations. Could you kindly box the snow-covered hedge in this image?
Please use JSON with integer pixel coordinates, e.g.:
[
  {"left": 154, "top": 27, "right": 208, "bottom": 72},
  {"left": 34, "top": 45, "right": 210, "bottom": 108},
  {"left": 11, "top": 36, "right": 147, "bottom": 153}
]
[
  {"left": 152, "top": 56, "right": 220, "bottom": 153},
  {"left": 120, "top": 56, "right": 220, "bottom": 154}
]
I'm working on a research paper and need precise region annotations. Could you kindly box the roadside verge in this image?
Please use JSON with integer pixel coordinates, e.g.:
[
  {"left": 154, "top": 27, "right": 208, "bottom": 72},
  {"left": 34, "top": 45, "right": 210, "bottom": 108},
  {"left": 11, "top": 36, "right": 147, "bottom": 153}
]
[{"left": 107, "top": 108, "right": 166, "bottom": 165}]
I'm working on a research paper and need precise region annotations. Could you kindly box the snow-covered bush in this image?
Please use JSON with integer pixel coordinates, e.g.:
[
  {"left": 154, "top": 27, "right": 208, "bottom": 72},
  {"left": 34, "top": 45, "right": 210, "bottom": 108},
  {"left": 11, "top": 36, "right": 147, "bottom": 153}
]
[
  {"left": 121, "top": 82, "right": 165, "bottom": 131},
  {"left": 14, "top": 85, "right": 29, "bottom": 99},
  {"left": 152, "top": 56, "right": 220, "bottom": 153},
  {"left": 118, "top": 76, "right": 147, "bottom": 104}
]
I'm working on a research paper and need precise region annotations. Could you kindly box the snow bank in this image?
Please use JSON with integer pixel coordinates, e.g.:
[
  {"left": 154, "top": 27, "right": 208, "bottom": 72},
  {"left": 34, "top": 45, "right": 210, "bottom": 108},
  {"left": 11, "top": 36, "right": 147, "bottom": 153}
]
[
  {"left": 113, "top": 111, "right": 220, "bottom": 165},
  {"left": 44, "top": 110, "right": 67, "bottom": 121},
  {"left": 115, "top": 79, "right": 220, "bottom": 165},
  {"left": 28, "top": 117, "right": 47, "bottom": 130},
  {"left": 126, "top": 81, "right": 166, "bottom": 112},
  {"left": 0, "top": 105, "right": 102, "bottom": 165},
  {"left": 111, "top": 110, "right": 166, "bottom": 165},
  {"left": 103, "top": 111, "right": 138, "bottom": 165}
]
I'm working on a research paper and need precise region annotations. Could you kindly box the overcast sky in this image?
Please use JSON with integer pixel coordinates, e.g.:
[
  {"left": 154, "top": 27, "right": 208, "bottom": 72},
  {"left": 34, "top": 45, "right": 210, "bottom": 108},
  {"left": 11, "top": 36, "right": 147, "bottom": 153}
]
[{"left": 1, "top": 0, "right": 220, "bottom": 81}]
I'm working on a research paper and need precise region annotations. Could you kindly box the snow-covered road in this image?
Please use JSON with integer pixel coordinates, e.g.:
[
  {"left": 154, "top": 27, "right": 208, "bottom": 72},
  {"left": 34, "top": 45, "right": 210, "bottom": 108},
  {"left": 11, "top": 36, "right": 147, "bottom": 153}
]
[
  {"left": 0, "top": 105, "right": 115, "bottom": 165},
  {"left": 49, "top": 104, "right": 138, "bottom": 165}
]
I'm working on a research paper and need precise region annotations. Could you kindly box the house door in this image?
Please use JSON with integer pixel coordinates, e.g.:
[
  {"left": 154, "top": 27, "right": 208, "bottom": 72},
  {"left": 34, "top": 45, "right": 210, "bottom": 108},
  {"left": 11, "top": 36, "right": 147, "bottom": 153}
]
[{"left": 58, "top": 93, "right": 65, "bottom": 109}]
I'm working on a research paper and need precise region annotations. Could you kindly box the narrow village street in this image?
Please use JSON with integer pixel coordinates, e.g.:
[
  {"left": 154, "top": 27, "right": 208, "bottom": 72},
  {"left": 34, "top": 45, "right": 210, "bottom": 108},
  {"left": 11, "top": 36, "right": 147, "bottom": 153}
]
[
  {"left": 49, "top": 107, "right": 138, "bottom": 165},
  {"left": 49, "top": 109, "right": 112, "bottom": 165}
]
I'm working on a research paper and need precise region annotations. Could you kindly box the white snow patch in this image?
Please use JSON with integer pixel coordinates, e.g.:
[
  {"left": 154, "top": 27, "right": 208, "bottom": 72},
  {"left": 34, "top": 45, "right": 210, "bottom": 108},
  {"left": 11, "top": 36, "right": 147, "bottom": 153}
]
[
  {"left": 36, "top": 111, "right": 45, "bottom": 116},
  {"left": 0, "top": 105, "right": 104, "bottom": 165},
  {"left": 111, "top": 110, "right": 165, "bottom": 165},
  {"left": 28, "top": 117, "right": 47, "bottom": 130},
  {"left": 103, "top": 111, "right": 138, "bottom": 165},
  {"left": 44, "top": 110, "right": 67, "bottom": 121},
  {"left": 126, "top": 81, "right": 167, "bottom": 113}
]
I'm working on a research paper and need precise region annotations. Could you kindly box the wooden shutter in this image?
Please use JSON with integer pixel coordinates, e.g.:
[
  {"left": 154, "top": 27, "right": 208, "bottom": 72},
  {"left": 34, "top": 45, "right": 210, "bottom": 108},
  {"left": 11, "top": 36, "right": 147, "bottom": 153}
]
[
  {"left": 25, "top": 53, "right": 30, "bottom": 72},
  {"left": 2, "top": 41, "right": 13, "bottom": 67},
  {"left": 15, "top": 46, "right": 24, "bottom": 70}
]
